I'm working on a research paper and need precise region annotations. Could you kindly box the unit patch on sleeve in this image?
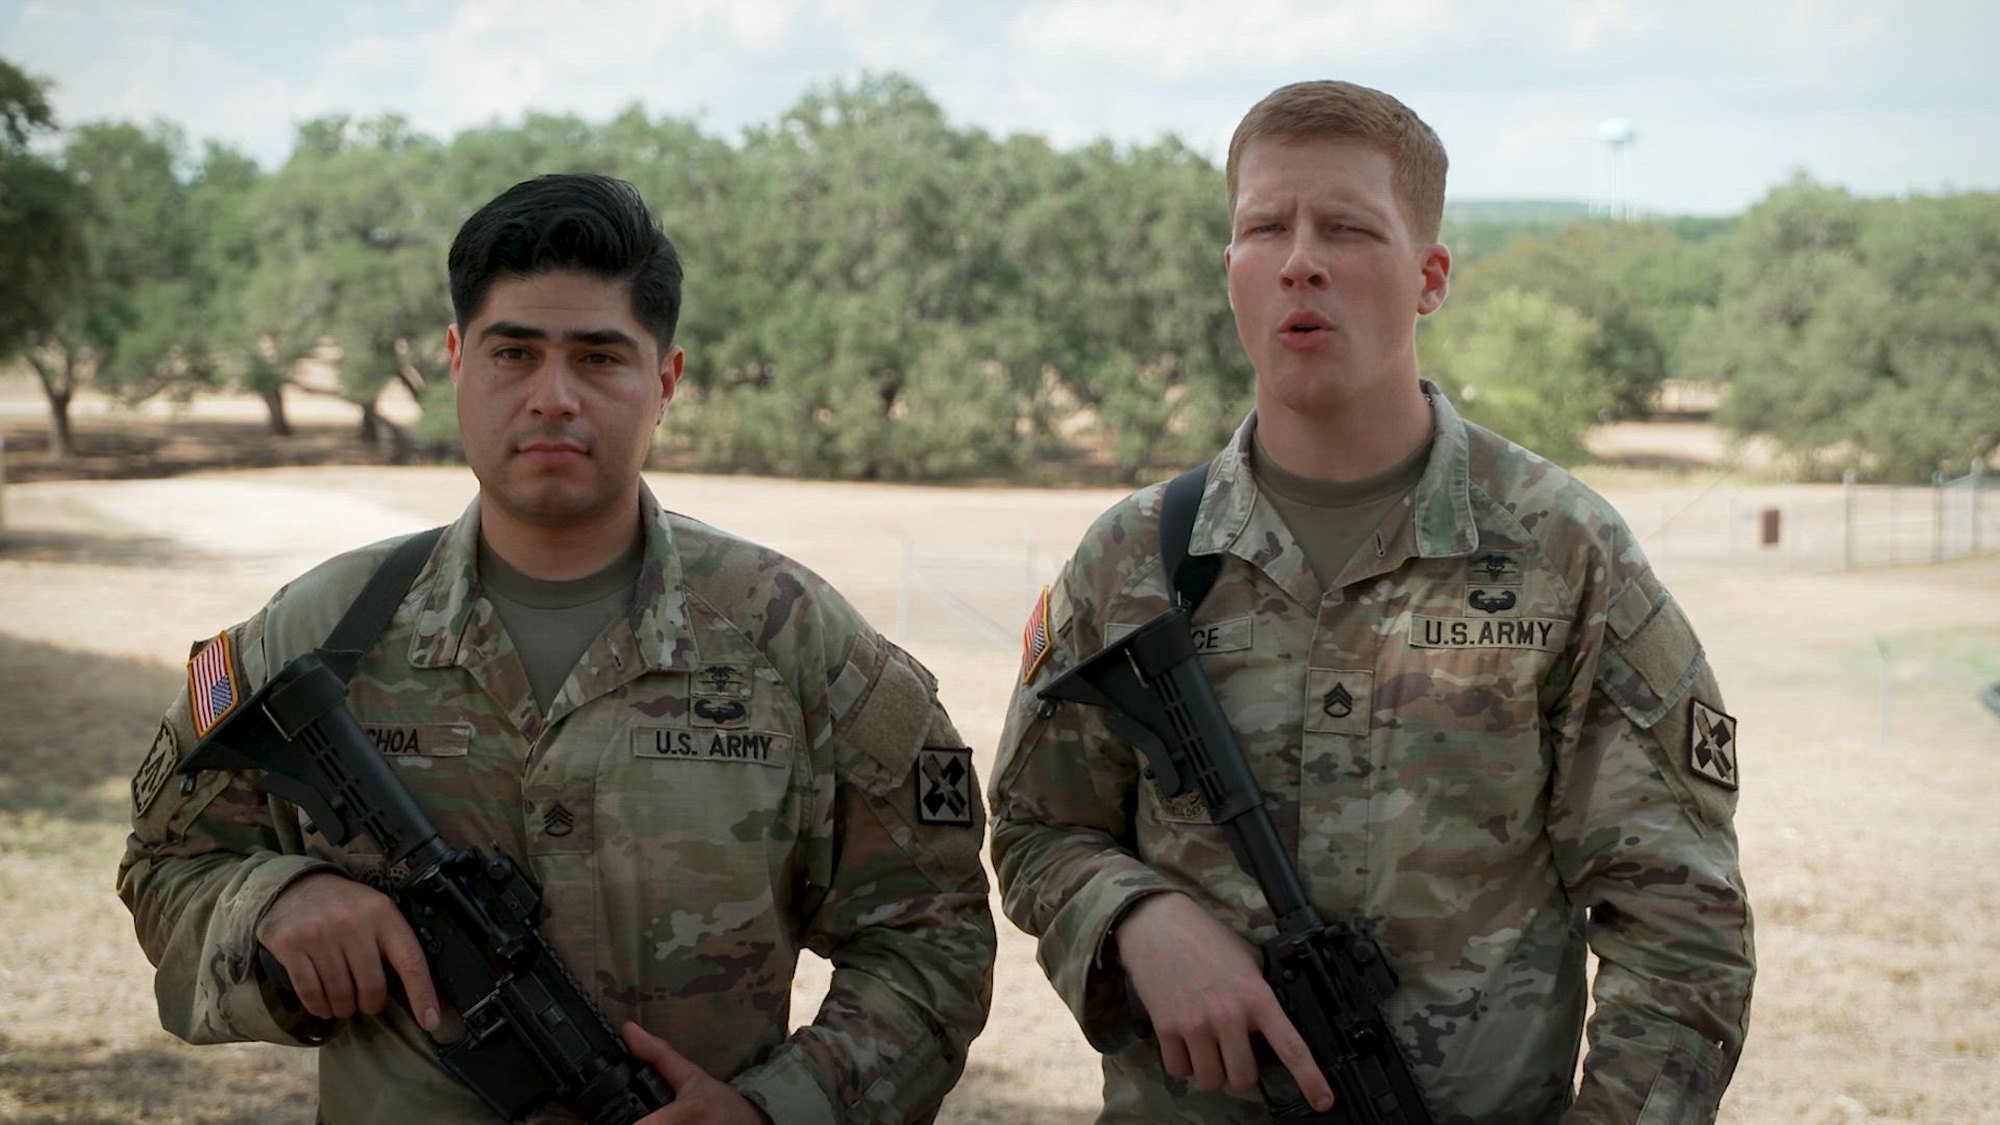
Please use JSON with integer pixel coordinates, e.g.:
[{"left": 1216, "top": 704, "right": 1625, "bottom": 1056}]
[
  {"left": 186, "top": 632, "right": 244, "bottom": 739},
  {"left": 1020, "top": 585, "right": 1053, "bottom": 685},
  {"left": 1688, "top": 699, "right": 1739, "bottom": 790},
  {"left": 133, "top": 721, "right": 181, "bottom": 817},
  {"left": 915, "top": 747, "right": 975, "bottom": 826}
]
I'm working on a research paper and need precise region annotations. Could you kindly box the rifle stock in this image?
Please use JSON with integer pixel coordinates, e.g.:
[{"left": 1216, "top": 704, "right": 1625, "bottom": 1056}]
[
  {"left": 1042, "top": 609, "right": 1434, "bottom": 1125},
  {"left": 178, "top": 650, "right": 673, "bottom": 1125}
]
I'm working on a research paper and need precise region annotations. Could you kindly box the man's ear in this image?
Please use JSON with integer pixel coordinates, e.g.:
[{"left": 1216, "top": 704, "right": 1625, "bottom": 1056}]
[
  {"left": 446, "top": 323, "right": 464, "bottom": 384},
  {"left": 658, "top": 344, "right": 685, "bottom": 417},
  {"left": 1416, "top": 242, "right": 1451, "bottom": 316}
]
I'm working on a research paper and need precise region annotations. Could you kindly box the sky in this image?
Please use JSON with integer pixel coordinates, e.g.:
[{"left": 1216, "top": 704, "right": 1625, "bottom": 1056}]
[{"left": 4, "top": 0, "right": 1997, "bottom": 216}]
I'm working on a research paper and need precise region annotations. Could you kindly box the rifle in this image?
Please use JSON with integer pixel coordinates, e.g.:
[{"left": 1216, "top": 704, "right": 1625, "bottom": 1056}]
[
  {"left": 177, "top": 649, "right": 673, "bottom": 1125},
  {"left": 1041, "top": 608, "right": 1434, "bottom": 1125}
]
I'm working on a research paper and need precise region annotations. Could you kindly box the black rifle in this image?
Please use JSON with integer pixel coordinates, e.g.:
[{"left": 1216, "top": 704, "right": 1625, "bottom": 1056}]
[
  {"left": 1041, "top": 609, "right": 1434, "bottom": 1125},
  {"left": 176, "top": 649, "right": 673, "bottom": 1125}
]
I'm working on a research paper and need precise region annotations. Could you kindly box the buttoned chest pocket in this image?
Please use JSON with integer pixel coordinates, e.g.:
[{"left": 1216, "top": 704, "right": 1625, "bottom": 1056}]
[{"left": 1370, "top": 626, "right": 1562, "bottom": 850}]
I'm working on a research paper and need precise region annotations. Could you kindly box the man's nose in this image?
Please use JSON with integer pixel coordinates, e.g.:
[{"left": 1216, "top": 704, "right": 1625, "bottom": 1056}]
[
  {"left": 525, "top": 358, "right": 582, "bottom": 417},
  {"left": 1279, "top": 231, "right": 1329, "bottom": 289}
]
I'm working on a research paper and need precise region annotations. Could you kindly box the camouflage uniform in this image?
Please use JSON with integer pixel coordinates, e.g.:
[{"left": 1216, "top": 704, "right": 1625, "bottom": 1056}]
[
  {"left": 990, "top": 388, "right": 1753, "bottom": 1124},
  {"left": 120, "top": 483, "right": 996, "bottom": 1124}
]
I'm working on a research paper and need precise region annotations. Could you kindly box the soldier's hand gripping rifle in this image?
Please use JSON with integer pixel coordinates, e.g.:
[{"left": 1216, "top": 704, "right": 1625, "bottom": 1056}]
[
  {"left": 176, "top": 649, "right": 673, "bottom": 1125},
  {"left": 1041, "top": 609, "right": 1434, "bottom": 1125}
]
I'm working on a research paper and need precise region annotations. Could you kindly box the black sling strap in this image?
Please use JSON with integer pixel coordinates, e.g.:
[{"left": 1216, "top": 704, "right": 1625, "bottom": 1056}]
[
  {"left": 318, "top": 526, "right": 447, "bottom": 683},
  {"left": 1159, "top": 462, "right": 1222, "bottom": 612}
]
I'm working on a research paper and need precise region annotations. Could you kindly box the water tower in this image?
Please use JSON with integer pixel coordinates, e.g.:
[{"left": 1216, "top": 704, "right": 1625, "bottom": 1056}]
[{"left": 1598, "top": 118, "right": 1636, "bottom": 220}]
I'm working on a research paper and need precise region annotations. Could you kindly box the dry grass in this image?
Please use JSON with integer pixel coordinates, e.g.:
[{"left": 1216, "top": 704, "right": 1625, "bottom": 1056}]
[{"left": 2, "top": 401, "right": 1997, "bottom": 1122}]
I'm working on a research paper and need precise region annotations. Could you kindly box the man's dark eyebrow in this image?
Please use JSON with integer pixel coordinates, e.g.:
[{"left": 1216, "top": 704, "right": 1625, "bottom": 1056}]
[{"left": 477, "top": 322, "right": 640, "bottom": 350}]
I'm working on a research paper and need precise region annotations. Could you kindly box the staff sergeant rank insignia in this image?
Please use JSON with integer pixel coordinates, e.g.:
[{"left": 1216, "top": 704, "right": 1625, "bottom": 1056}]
[
  {"left": 1688, "top": 699, "right": 1739, "bottom": 789},
  {"left": 915, "top": 747, "right": 975, "bottom": 826}
]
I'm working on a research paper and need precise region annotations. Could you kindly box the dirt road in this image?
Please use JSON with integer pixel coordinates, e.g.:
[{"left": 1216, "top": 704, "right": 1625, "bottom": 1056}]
[{"left": 3, "top": 465, "right": 1996, "bottom": 1123}]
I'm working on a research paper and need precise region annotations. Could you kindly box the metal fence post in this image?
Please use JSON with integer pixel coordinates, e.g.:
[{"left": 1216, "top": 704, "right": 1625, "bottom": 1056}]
[
  {"left": 1975, "top": 459, "right": 1986, "bottom": 555},
  {"left": 1840, "top": 471, "right": 1855, "bottom": 570},
  {"left": 1933, "top": 471, "right": 1946, "bottom": 562}
]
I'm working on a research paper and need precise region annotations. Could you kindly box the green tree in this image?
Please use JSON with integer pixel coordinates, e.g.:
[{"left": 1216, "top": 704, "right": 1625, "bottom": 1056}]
[
  {"left": 237, "top": 115, "right": 450, "bottom": 454},
  {"left": 1423, "top": 287, "right": 1608, "bottom": 465},
  {"left": 1692, "top": 177, "right": 1999, "bottom": 479},
  {"left": 0, "top": 57, "right": 84, "bottom": 417},
  {"left": 15, "top": 120, "right": 209, "bottom": 459}
]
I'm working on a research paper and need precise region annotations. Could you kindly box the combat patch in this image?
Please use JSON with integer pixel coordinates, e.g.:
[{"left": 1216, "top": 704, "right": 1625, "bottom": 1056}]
[
  {"left": 186, "top": 632, "right": 244, "bottom": 739},
  {"left": 633, "top": 727, "right": 790, "bottom": 767},
  {"left": 1021, "top": 586, "right": 1053, "bottom": 684},
  {"left": 1408, "top": 615, "right": 1566, "bottom": 651},
  {"left": 1688, "top": 700, "right": 1739, "bottom": 790},
  {"left": 914, "top": 747, "right": 975, "bottom": 826},
  {"left": 361, "top": 722, "right": 470, "bottom": 757},
  {"left": 133, "top": 721, "right": 180, "bottom": 817}
]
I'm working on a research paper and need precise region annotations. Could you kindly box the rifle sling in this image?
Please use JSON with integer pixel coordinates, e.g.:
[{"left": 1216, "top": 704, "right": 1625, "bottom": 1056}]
[{"left": 318, "top": 526, "right": 447, "bottom": 683}]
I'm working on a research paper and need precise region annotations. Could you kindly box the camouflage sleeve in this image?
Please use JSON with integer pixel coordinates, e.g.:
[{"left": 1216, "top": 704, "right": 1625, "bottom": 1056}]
[
  {"left": 1548, "top": 565, "right": 1755, "bottom": 1124},
  {"left": 987, "top": 572, "right": 1177, "bottom": 1052},
  {"left": 114, "top": 611, "right": 339, "bottom": 1047},
  {"left": 731, "top": 636, "right": 997, "bottom": 1125}
]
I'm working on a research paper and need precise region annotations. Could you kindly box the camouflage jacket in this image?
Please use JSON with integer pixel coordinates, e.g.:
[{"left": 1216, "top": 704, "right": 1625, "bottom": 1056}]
[
  {"left": 990, "top": 389, "right": 1753, "bottom": 1125},
  {"left": 119, "top": 483, "right": 996, "bottom": 1124}
]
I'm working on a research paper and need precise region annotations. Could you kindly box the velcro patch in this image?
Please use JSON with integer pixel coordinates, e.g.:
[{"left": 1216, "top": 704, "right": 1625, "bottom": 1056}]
[
  {"left": 915, "top": 747, "right": 975, "bottom": 826},
  {"left": 133, "top": 721, "right": 180, "bottom": 817},
  {"left": 1688, "top": 700, "right": 1739, "bottom": 790},
  {"left": 1021, "top": 586, "right": 1053, "bottom": 684},
  {"left": 186, "top": 632, "right": 244, "bottom": 739}
]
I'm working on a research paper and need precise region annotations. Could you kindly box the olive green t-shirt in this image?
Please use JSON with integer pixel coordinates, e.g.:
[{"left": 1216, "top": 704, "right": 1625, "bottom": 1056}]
[
  {"left": 1250, "top": 430, "right": 1432, "bottom": 594},
  {"left": 477, "top": 535, "right": 644, "bottom": 715}
]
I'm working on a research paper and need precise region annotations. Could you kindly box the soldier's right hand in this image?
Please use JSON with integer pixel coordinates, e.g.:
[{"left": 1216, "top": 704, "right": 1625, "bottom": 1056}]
[
  {"left": 1114, "top": 892, "right": 1334, "bottom": 1113},
  {"left": 256, "top": 872, "right": 440, "bottom": 1031}
]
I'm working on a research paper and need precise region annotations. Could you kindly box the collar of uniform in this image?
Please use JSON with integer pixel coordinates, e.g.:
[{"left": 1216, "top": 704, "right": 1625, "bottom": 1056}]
[
  {"left": 402, "top": 484, "right": 698, "bottom": 673},
  {"left": 1190, "top": 412, "right": 1321, "bottom": 608},
  {"left": 629, "top": 479, "right": 699, "bottom": 673},
  {"left": 1410, "top": 381, "right": 1480, "bottom": 558}
]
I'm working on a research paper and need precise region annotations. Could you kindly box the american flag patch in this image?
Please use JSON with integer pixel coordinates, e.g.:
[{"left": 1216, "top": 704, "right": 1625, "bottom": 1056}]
[
  {"left": 1021, "top": 585, "right": 1053, "bottom": 685},
  {"left": 187, "top": 632, "right": 243, "bottom": 738}
]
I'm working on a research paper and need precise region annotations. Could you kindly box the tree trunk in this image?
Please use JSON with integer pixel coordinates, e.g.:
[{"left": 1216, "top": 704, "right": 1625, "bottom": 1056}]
[
  {"left": 28, "top": 350, "right": 77, "bottom": 462},
  {"left": 261, "top": 387, "right": 292, "bottom": 437},
  {"left": 357, "top": 399, "right": 381, "bottom": 445}
]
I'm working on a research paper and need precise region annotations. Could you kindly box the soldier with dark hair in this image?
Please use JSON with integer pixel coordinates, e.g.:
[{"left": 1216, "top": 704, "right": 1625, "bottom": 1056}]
[
  {"left": 990, "top": 83, "right": 1754, "bottom": 1123},
  {"left": 120, "top": 173, "right": 995, "bottom": 1124}
]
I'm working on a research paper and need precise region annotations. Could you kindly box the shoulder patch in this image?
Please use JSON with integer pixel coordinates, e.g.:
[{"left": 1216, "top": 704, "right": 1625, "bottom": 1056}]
[
  {"left": 1688, "top": 699, "right": 1739, "bottom": 790},
  {"left": 186, "top": 632, "right": 244, "bottom": 739},
  {"left": 133, "top": 721, "right": 181, "bottom": 817},
  {"left": 1021, "top": 585, "right": 1053, "bottom": 685},
  {"left": 914, "top": 747, "right": 975, "bottom": 826}
]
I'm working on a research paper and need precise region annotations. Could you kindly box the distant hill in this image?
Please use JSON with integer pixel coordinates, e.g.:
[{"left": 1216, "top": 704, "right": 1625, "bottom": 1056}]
[{"left": 1443, "top": 199, "right": 1596, "bottom": 226}]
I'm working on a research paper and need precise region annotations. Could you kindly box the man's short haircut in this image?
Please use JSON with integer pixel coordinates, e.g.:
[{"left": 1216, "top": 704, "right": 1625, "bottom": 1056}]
[
  {"left": 1225, "top": 80, "right": 1449, "bottom": 243},
  {"left": 448, "top": 173, "right": 683, "bottom": 350}
]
